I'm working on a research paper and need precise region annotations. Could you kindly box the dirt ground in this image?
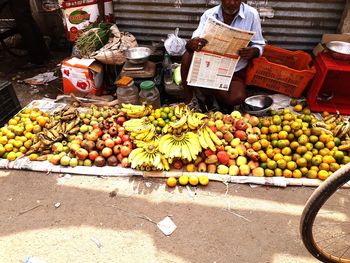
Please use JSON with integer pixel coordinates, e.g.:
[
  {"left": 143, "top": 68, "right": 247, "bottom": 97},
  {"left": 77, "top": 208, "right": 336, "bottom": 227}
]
[
  {"left": 0, "top": 169, "right": 321, "bottom": 263},
  {"left": 0, "top": 49, "right": 324, "bottom": 263}
]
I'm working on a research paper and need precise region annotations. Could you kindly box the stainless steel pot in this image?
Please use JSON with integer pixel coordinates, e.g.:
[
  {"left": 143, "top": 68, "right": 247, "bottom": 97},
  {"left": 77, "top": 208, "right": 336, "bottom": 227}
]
[{"left": 324, "top": 41, "right": 350, "bottom": 61}]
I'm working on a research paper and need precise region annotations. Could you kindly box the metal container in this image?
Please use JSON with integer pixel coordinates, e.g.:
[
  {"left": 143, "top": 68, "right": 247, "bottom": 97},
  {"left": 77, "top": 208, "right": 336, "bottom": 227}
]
[
  {"left": 325, "top": 41, "right": 350, "bottom": 61},
  {"left": 124, "top": 47, "right": 152, "bottom": 64},
  {"left": 243, "top": 95, "right": 273, "bottom": 116}
]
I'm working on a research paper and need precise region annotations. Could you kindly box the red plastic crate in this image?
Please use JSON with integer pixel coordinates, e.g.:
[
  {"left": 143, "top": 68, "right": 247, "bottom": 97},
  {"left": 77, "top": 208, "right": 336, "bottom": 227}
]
[
  {"left": 307, "top": 52, "right": 350, "bottom": 114},
  {"left": 246, "top": 45, "right": 316, "bottom": 98}
]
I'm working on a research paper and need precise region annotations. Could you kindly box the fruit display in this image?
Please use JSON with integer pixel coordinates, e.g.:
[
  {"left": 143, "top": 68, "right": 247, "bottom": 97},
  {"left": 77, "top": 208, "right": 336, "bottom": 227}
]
[{"left": 2, "top": 98, "right": 350, "bottom": 185}]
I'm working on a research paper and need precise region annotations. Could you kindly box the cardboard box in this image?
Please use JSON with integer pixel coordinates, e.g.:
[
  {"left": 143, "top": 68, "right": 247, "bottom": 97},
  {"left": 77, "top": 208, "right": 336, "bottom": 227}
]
[
  {"left": 313, "top": 33, "right": 350, "bottom": 56},
  {"left": 61, "top": 57, "right": 104, "bottom": 95}
]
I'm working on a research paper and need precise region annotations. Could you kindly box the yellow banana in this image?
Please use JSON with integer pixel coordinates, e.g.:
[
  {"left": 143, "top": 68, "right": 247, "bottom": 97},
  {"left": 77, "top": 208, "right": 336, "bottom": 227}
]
[
  {"left": 198, "top": 129, "right": 209, "bottom": 149},
  {"left": 205, "top": 126, "right": 222, "bottom": 146},
  {"left": 203, "top": 128, "right": 216, "bottom": 151},
  {"left": 128, "top": 148, "right": 144, "bottom": 160},
  {"left": 172, "top": 115, "right": 187, "bottom": 129},
  {"left": 187, "top": 114, "right": 198, "bottom": 129}
]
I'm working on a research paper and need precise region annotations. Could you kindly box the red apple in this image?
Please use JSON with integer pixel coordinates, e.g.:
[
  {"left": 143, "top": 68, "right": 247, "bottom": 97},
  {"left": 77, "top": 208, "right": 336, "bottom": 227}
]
[
  {"left": 118, "top": 127, "right": 126, "bottom": 137},
  {"left": 235, "top": 119, "right": 248, "bottom": 131},
  {"left": 76, "top": 148, "right": 89, "bottom": 161},
  {"left": 217, "top": 151, "right": 229, "bottom": 165},
  {"left": 249, "top": 116, "right": 260, "bottom": 127},
  {"left": 89, "top": 150, "right": 99, "bottom": 161},
  {"left": 113, "top": 136, "right": 122, "bottom": 145},
  {"left": 116, "top": 116, "right": 126, "bottom": 125},
  {"left": 121, "top": 134, "right": 130, "bottom": 143},
  {"left": 234, "top": 130, "right": 247, "bottom": 141},
  {"left": 223, "top": 114, "right": 234, "bottom": 124},
  {"left": 204, "top": 149, "right": 215, "bottom": 157}
]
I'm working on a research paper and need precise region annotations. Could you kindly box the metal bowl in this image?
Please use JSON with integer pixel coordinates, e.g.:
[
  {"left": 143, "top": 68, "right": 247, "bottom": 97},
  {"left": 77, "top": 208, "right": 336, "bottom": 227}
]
[
  {"left": 326, "top": 41, "right": 350, "bottom": 60},
  {"left": 243, "top": 95, "right": 273, "bottom": 116},
  {"left": 124, "top": 47, "right": 152, "bottom": 64}
]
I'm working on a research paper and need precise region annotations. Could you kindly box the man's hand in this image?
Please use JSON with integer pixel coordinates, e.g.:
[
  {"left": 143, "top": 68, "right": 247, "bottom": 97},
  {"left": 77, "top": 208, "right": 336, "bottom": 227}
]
[
  {"left": 186, "top": 37, "right": 208, "bottom": 52},
  {"left": 238, "top": 47, "right": 260, "bottom": 60}
]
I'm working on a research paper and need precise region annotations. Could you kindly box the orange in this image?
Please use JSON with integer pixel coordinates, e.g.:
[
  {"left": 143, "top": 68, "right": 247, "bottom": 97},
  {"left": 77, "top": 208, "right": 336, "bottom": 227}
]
[
  {"left": 199, "top": 175, "right": 209, "bottom": 186},
  {"left": 294, "top": 104, "right": 303, "bottom": 112},
  {"left": 178, "top": 175, "right": 189, "bottom": 186},
  {"left": 283, "top": 169, "right": 293, "bottom": 178},
  {"left": 318, "top": 170, "right": 329, "bottom": 180},
  {"left": 189, "top": 175, "right": 199, "bottom": 186},
  {"left": 166, "top": 177, "right": 177, "bottom": 187}
]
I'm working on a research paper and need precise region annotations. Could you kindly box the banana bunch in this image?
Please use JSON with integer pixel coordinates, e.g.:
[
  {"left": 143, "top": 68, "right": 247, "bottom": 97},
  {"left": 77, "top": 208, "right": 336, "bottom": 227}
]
[
  {"left": 332, "top": 120, "right": 350, "bottom": 139},
  {"left": 198, "top": 126, "right": 223, "bottom": 152},
  {"left": 26, "top": 107, "right": 81, "bottom": 156},
  {"left": 168, "top": 104, "right": 207, "bottom": 133},
  {"left": 123, "top": 117, "right": 155, "bottom": 142},
  {"left": 120, "top": 103, "right": 152, "bottom": 118},
  {"left": 158, "top": 132, "right": 201, "bottom": 162},
  {"left": 129, "top": 141, "right": 169, "bottom": 171},
  {"left": 323, "top": 114, "right": 344, "bottom": 125}
]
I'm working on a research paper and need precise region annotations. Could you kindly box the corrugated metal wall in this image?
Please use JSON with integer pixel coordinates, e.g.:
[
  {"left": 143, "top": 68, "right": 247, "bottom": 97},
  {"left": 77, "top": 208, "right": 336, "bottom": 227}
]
[{"left": 113, "top": 0, "right": 346, "bottom": 51}]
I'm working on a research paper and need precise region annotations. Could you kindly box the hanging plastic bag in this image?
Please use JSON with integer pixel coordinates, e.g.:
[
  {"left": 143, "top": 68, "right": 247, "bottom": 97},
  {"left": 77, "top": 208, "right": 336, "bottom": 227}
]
[{"left": 164, "top": 28, "right": 187, "bottom": 56}]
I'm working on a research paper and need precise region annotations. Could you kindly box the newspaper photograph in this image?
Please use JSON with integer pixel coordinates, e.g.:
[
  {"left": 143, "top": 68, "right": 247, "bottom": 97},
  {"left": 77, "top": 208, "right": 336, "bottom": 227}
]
[{"left": 187, "top": 16, "right": 255, "bottom": 90}]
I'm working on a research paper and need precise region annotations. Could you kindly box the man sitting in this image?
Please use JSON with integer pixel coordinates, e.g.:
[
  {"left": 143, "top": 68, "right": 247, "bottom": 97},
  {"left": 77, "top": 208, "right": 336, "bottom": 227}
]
[{"left": 181, "top": 0, "right": 265, "bottom": 112}]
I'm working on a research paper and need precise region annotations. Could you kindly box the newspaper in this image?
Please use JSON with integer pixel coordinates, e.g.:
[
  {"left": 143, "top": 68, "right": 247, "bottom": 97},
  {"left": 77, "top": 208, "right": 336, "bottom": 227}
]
[{"left": 187, "top": 16, "right": 255, "bottom": 90}]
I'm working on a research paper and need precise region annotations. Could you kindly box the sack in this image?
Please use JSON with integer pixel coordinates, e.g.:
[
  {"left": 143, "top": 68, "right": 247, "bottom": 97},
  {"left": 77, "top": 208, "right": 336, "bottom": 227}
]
[
  {"left": 91, "top": 25, "right": 138, "bottom": 65},
  {"left": 164, "top": 28, "right": 187, "bottom": 56}
]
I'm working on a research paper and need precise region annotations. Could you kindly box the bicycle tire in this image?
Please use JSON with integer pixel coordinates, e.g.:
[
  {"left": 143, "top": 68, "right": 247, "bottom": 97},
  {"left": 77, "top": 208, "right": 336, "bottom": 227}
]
[{"left": 300, "top": 162, "right": 350, "bottom": 263}]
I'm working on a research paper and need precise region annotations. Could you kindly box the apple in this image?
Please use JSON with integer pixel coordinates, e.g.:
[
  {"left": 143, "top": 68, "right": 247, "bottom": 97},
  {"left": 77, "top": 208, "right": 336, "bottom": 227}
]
[
  {"left": 205, "top": 154, "right": 218, "bottom": 164},
  {"left": 118, "top": 127, "right": 126, "bottom": 137},
  {"left": 230, "top": 111, "right": 242, "bottom": 119},
  {"left": 52, "top": 142, "right": 63, "bottom": 153},
  {"left": 229, "top": 165, "right": 239, "bottom": 176},
  {"left": 102, "top": 147, "right": 113, "bottom": 158},
  {"left": 223, "top": 131, "right": 234, "bottom": 142},
  {"left": 204, "top": 149, "right": 215, "bottom": 157},
  {"left": 239, "top": 164, "right": 250, "bottom": 176},
  {"left": 209, "top": 126, "right": 217, "bottom": 133},
  {"left": 235, "top": 119, "right": 248, "bottom": 131},
  {"left": 214, "top": 111, "right": 224, "bottom": 120},
  {"left": 116, "top": 153, "right": 124, "bottom": 162},
  {"left": 69, "top": 143, "right": 81, "bottom": 154},
  {"left": 116, "top": 116, "right": 126, "bottom": 125},
  {"left": 69, "top": 157, "right": 78, "bottom": 167},
  {"left": 249, "top": 116, "right": 259, "bottom": 127},
  {"left": 198, "top": 162, "right": 207, "bottom": 172},
  {"left": 107, "top": 155, "right": 118, "bottom": 166},
  {"left": 217, "top": 151, "right": 229, "bottom": 165},
  {"left": 76, "top": 148, "right": 89, "bottom": 160},
  {"left": 215, "top": 120, "right": 224, "bottom": 130},
  {"left": 121, "top": 145, "right": 132, "bottom": 157},
  {"left": 84, "top": 159, "right": 92, "bottom": 166},
  {"left": 121, "top": 134, "right": 130, "bottom": 143},
  {"left": 81, "top": 140, "right": 95, "bottom": 152},
  {"left": 207, "top": 164, "right": 217, "bottom": 173},
  {"left": 88, "top": 150, "right": 99, "bottom": 161},
  {"left": 104, "top": 138, "right": 115, "bottom": 148},
  {"left": 113, "top": 136, "right": 122, "bottom": 145},
  {"left": 121, "top": 157, "right": 129, "bottom": 168},
  {"left": 108, "top": 126, "right": 118, "bottom": 136},
  {"left": 60, "top": 155, "right": 71, "bottom": 166},
  {"left": 172, "top": 159, "right": 183, "bottom": 169},
  {"left": 93, "top": 127, "right": 103, "bottom": 137},
  {"left": 217, "top": 164, "right": 229, "bottom": 174},
  {"left": 252, "top": 167, "right": 264, "bottom": 177},
  {"left": 227, "top": 159, "right": 236, "bottom": 167},
  {"left": 85, "top": 131, "right": 99, "bottom": 142},
  {"left": 248, "top": 160, "right": 259, "bottom": 170},
  {"left": 102, "top": 133, "right": 111, "bottom": 141},
  {"left": 215, "top": 131, "right": 224, "bottom": 140},
  {"left": 223, "top": 114, "right": 234, "bottom": 124},
  {"left": 247, "top": 134, "right": 259, "bottom": 144},
  {"left": 227, "top": 148, "right": 238, "bottom": 159},
  {"left": 50, "top": 154, "right": 61, "bottom": 165},
  {"left": 96, "top": 139, "right": 105, "bottom": 151},
  {"left": 234, "top": 130, "right": 247, "bottom": 141},
  {"left": 113, "top": 145, "right": 122, "bottom": 155},
  {"left": 94, "top": 156, "right": 106, "bottom": 167}
]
